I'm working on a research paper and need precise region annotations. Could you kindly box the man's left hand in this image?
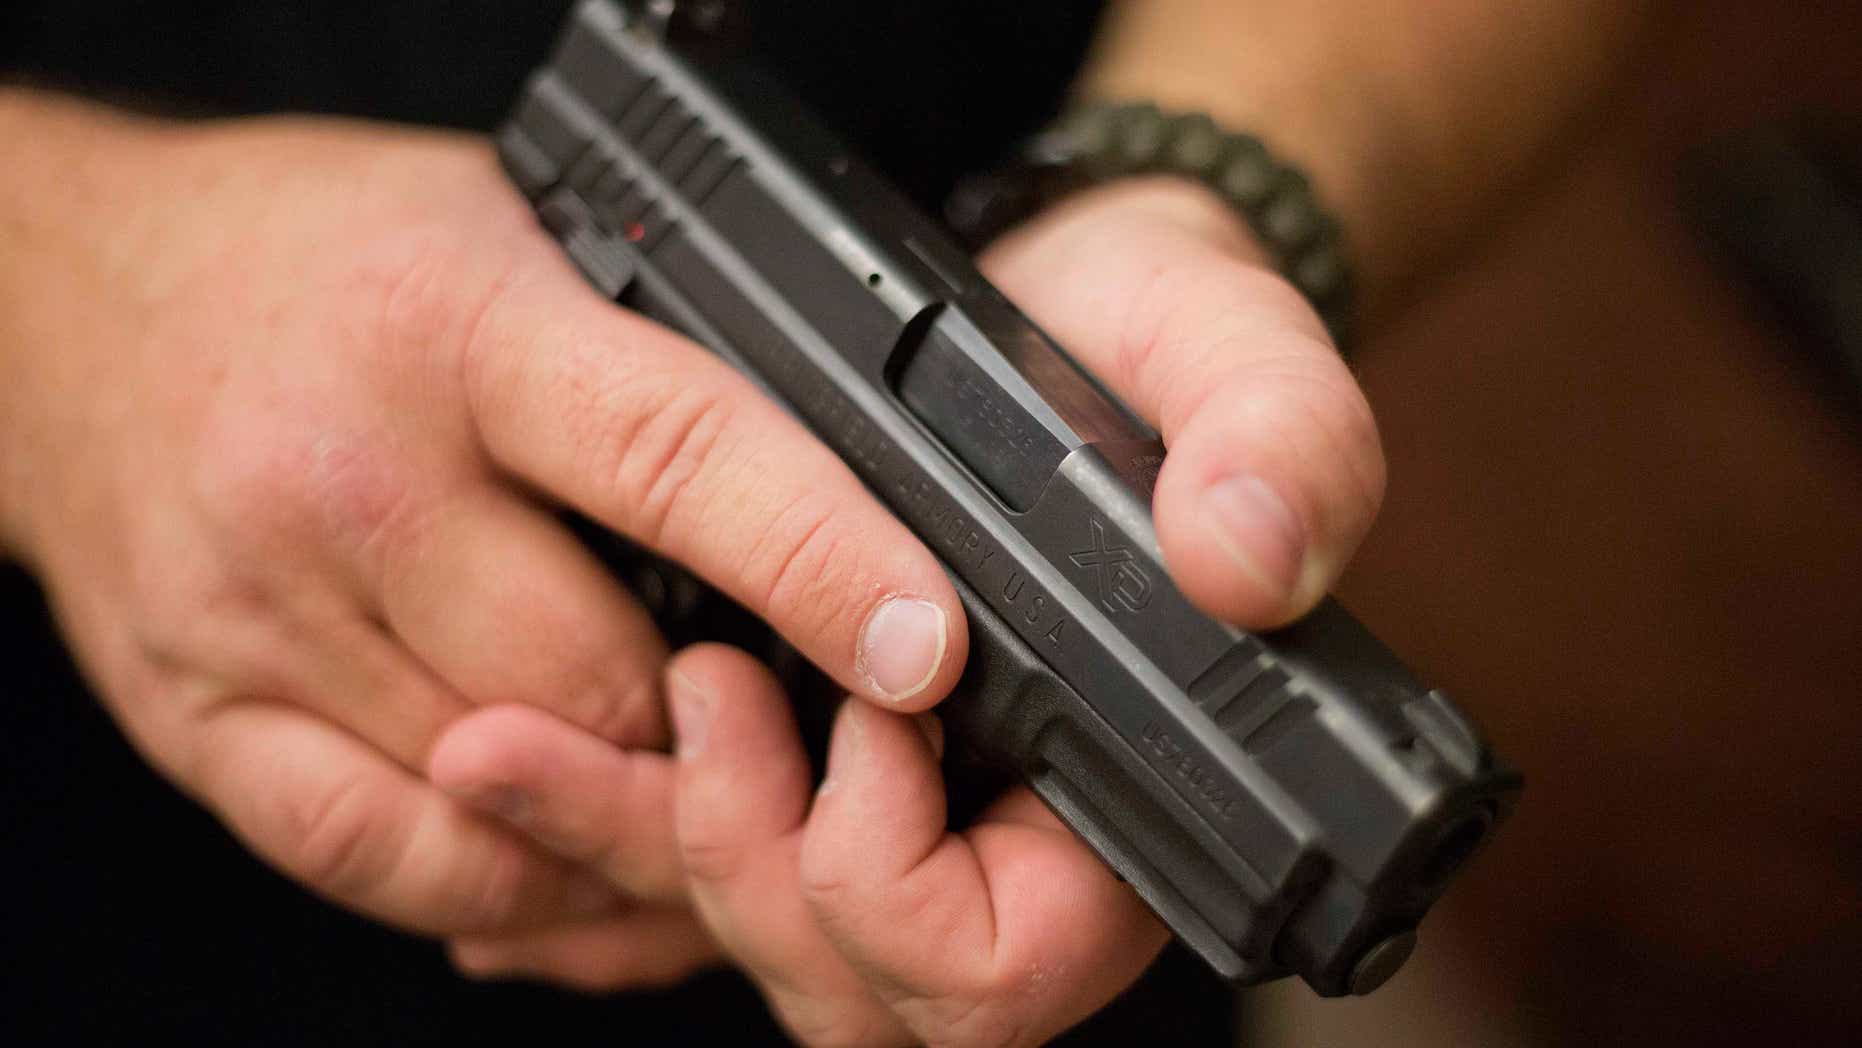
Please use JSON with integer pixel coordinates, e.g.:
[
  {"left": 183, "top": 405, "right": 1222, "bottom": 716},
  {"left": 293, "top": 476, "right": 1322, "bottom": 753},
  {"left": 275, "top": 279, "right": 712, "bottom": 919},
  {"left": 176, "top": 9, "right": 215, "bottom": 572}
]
[{"left": 430, "top": 178, "right": 1386, "bottom": 1044}]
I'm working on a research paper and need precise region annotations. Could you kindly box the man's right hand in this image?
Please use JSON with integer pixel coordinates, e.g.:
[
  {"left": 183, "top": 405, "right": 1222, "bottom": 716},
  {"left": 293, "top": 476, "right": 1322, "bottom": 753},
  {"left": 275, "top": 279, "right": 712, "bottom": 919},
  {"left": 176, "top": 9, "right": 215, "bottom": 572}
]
[{"left": 0, "top": 92, "right": 968, "bottom": 951}]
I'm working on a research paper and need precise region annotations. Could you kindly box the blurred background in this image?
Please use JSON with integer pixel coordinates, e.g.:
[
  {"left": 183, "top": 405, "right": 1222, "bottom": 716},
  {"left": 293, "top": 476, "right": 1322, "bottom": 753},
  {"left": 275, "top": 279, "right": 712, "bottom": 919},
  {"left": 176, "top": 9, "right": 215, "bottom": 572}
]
[{"left": 2, "top": 1, "right": 1858, "bottom": 1045}]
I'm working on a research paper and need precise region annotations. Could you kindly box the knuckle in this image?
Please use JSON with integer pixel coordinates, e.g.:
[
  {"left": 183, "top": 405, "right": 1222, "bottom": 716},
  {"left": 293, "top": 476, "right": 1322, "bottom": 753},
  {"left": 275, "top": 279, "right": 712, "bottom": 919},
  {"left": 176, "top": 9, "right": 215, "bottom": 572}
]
[
  {"left": 125, "top": 556, "right": 260, "bottom": 670},
  {"left": 751, "top": 492, "right": 860, "bottom": 640},
  {"left": 797, "top": 844, "right": 856, "bottom": 914},
  {"left": 678, "top": 835, "right": 747, "bottom": 887},
  {"left": 190, "top": 416, "right": 316, "bottom": 542},
  {"left": 282, "top": 773, "right": 400, "bottom": 897},
  {"left": 1131, "top": 252, "right": 1336, "bottom": 410},
  {"left": 594, "top": 380, "right": 740, "bottom": 546},
  {"left": 1112, "top": 257, "right": 1192, "bottom": 395},
  {"left": 451, "top": 842, "right": 531, "bottom": 931},
  {"left": 119, "top": 573, "right": 313, "bottom": 719},
  {"left": 129, "top": 672, "right": 225, "bottom": 791},
  {"left": 192, "top": 404, "right": 421, "bottom": 567},
  {"left": 799, "top": 850, "right": 920, "bottom": 945},
  {"left": 369, "top": 227, "right": 517, "bottom": 368},
  {"left": 1248, "top": 365, "right": 1386, "bottom": 522},
  {"left": 373, "top": 236, "right": 468, "bottom": 354},
  {"left": 799, "top": 881, "right": 855, "bottom": 937},
  {"left": 312, "top": 441, "right": 429, "bottom": 558},
  {"left": 1263, "top": 362, "right": 1373, "bottom": 446}
]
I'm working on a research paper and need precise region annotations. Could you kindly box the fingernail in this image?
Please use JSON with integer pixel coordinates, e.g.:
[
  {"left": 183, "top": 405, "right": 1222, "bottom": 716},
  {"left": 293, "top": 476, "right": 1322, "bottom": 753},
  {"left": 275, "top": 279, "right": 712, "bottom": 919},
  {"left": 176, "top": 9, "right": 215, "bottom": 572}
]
[
  {"left": 856, "top": 596, "right": 948, "bottom": 702},
  {"left": 668, "top": 668, "right": 713, "bottom": 759},
  {"left": 1202, "top": 475, "right": 1305, "bottom": 598}
]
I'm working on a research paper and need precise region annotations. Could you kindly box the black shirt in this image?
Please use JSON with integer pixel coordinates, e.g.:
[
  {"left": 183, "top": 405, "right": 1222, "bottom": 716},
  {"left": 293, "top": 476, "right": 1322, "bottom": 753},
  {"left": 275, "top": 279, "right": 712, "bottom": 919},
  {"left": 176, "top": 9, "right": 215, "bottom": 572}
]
[{"left": 2, "top": 0, "right": 1098, "bottom": 208}]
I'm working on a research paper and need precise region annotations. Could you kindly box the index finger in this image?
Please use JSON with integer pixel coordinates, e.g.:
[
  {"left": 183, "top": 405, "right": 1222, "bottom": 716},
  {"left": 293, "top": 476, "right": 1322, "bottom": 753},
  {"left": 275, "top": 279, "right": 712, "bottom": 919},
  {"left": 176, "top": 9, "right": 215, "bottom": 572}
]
[{"left": 461, "top": 255, "right": 967, "bottom": 712}]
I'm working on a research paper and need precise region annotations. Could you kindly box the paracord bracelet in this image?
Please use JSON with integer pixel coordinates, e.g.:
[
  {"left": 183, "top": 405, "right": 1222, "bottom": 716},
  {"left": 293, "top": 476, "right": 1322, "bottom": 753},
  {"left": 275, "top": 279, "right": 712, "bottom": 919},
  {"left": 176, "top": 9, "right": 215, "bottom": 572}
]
[{"left": 948, "top": 101, "right": 1357, "bottom": 352}]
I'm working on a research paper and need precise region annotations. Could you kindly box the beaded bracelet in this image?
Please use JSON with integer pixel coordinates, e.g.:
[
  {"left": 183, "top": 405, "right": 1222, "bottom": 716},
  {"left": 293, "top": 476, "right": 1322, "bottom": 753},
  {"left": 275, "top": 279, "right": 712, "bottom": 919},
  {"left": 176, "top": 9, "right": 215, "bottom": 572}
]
[{"left": 948, "top": 101, "right": 1357, "bottom": 352}]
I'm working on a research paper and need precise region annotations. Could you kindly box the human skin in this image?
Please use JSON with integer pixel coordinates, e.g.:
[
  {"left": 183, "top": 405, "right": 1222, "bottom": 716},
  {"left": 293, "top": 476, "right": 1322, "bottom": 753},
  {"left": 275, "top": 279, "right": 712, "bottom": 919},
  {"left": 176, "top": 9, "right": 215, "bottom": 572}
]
[
  {"left": 1079, "top": 0, "right": 1657, "bottom": 317},
  {"left": 0, "top": 88, "right": 1381, "bottom": 1044},
  {"left": 0, "top": 4, "right": 1665, "bottom": 1045},
  {"left": 0, "top": 96, "right": 970, "bottom": 939},
  {"left": 0, "top": 0, "right": 1657, "bottom": 1040},
  {"left": 433, "top": 177, "right": 1382, "bottom": 1046},
  {"left": 421, "top": 1, "right": 1665, "bottom": 1042}
]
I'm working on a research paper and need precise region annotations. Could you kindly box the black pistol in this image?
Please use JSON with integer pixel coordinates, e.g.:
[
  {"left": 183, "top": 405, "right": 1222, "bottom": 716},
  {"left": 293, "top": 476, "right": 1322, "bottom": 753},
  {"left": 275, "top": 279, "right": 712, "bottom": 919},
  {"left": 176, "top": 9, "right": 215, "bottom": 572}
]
[{"left": 497, "top": 0, "right": 1520, "bottom": 997}]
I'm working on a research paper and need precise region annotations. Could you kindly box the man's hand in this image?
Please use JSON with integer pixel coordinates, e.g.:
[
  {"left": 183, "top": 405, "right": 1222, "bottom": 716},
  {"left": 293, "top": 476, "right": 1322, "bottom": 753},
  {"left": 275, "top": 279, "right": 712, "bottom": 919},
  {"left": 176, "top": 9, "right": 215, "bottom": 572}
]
[
  {"left": 436, "top": 178, "right": 1386, "bottom": 1044},
  {"left": 0, "top": 93, "right": 968, "bottom": 947}
]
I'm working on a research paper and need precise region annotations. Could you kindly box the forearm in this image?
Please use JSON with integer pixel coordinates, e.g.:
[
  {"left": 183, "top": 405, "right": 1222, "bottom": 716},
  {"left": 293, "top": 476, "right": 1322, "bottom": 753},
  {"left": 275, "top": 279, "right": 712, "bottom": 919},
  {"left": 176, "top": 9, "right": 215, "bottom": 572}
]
[{"left": 1078, "top": 0, "right": 1660, "bottom": 316}]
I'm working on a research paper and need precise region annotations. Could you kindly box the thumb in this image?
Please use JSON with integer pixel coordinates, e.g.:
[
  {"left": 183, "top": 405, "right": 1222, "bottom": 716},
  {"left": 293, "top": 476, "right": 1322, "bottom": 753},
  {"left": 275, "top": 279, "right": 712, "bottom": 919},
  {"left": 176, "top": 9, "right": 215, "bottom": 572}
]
[{"left": 983, "top": 178, "right": 1385, "bottom": 626}]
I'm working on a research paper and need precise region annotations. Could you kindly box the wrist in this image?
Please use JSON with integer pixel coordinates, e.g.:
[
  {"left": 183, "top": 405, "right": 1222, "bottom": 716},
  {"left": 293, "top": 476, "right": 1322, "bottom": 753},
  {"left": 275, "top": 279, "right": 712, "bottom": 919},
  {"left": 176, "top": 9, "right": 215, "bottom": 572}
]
[
  {"left": 1019, "top": 175, "right": 1275, "bottom": 268},
  {"left": 0, "top": 90, "right": 166, "bottom": 564},
  {"left": 1075, "top": 5, "right": 1388, "bottom": 301},
  {"left": 1077, "top": 1, "right": 1658, "bottom": 319},
  {"left": 968, "top": 104, "right": 1358, "bottom": 346}
]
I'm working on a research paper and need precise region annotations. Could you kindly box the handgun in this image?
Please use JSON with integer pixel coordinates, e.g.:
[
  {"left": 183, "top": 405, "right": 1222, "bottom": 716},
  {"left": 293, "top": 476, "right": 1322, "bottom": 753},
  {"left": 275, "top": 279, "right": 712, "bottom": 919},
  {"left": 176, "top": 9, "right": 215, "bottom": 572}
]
[{"left": 497, "top": 0, "right": 1520, "bottom": 997}]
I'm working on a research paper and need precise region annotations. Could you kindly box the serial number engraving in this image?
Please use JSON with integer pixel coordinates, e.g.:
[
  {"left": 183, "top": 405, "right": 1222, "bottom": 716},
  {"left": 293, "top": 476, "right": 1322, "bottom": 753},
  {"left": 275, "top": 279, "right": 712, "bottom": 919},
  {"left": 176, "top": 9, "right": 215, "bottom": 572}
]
[
  {"left": 1142, "top": 721, "right": 1236, "bottom": 819},
  {"left": 947, "top": 370, "right": 1038, "bottom": 458}
]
